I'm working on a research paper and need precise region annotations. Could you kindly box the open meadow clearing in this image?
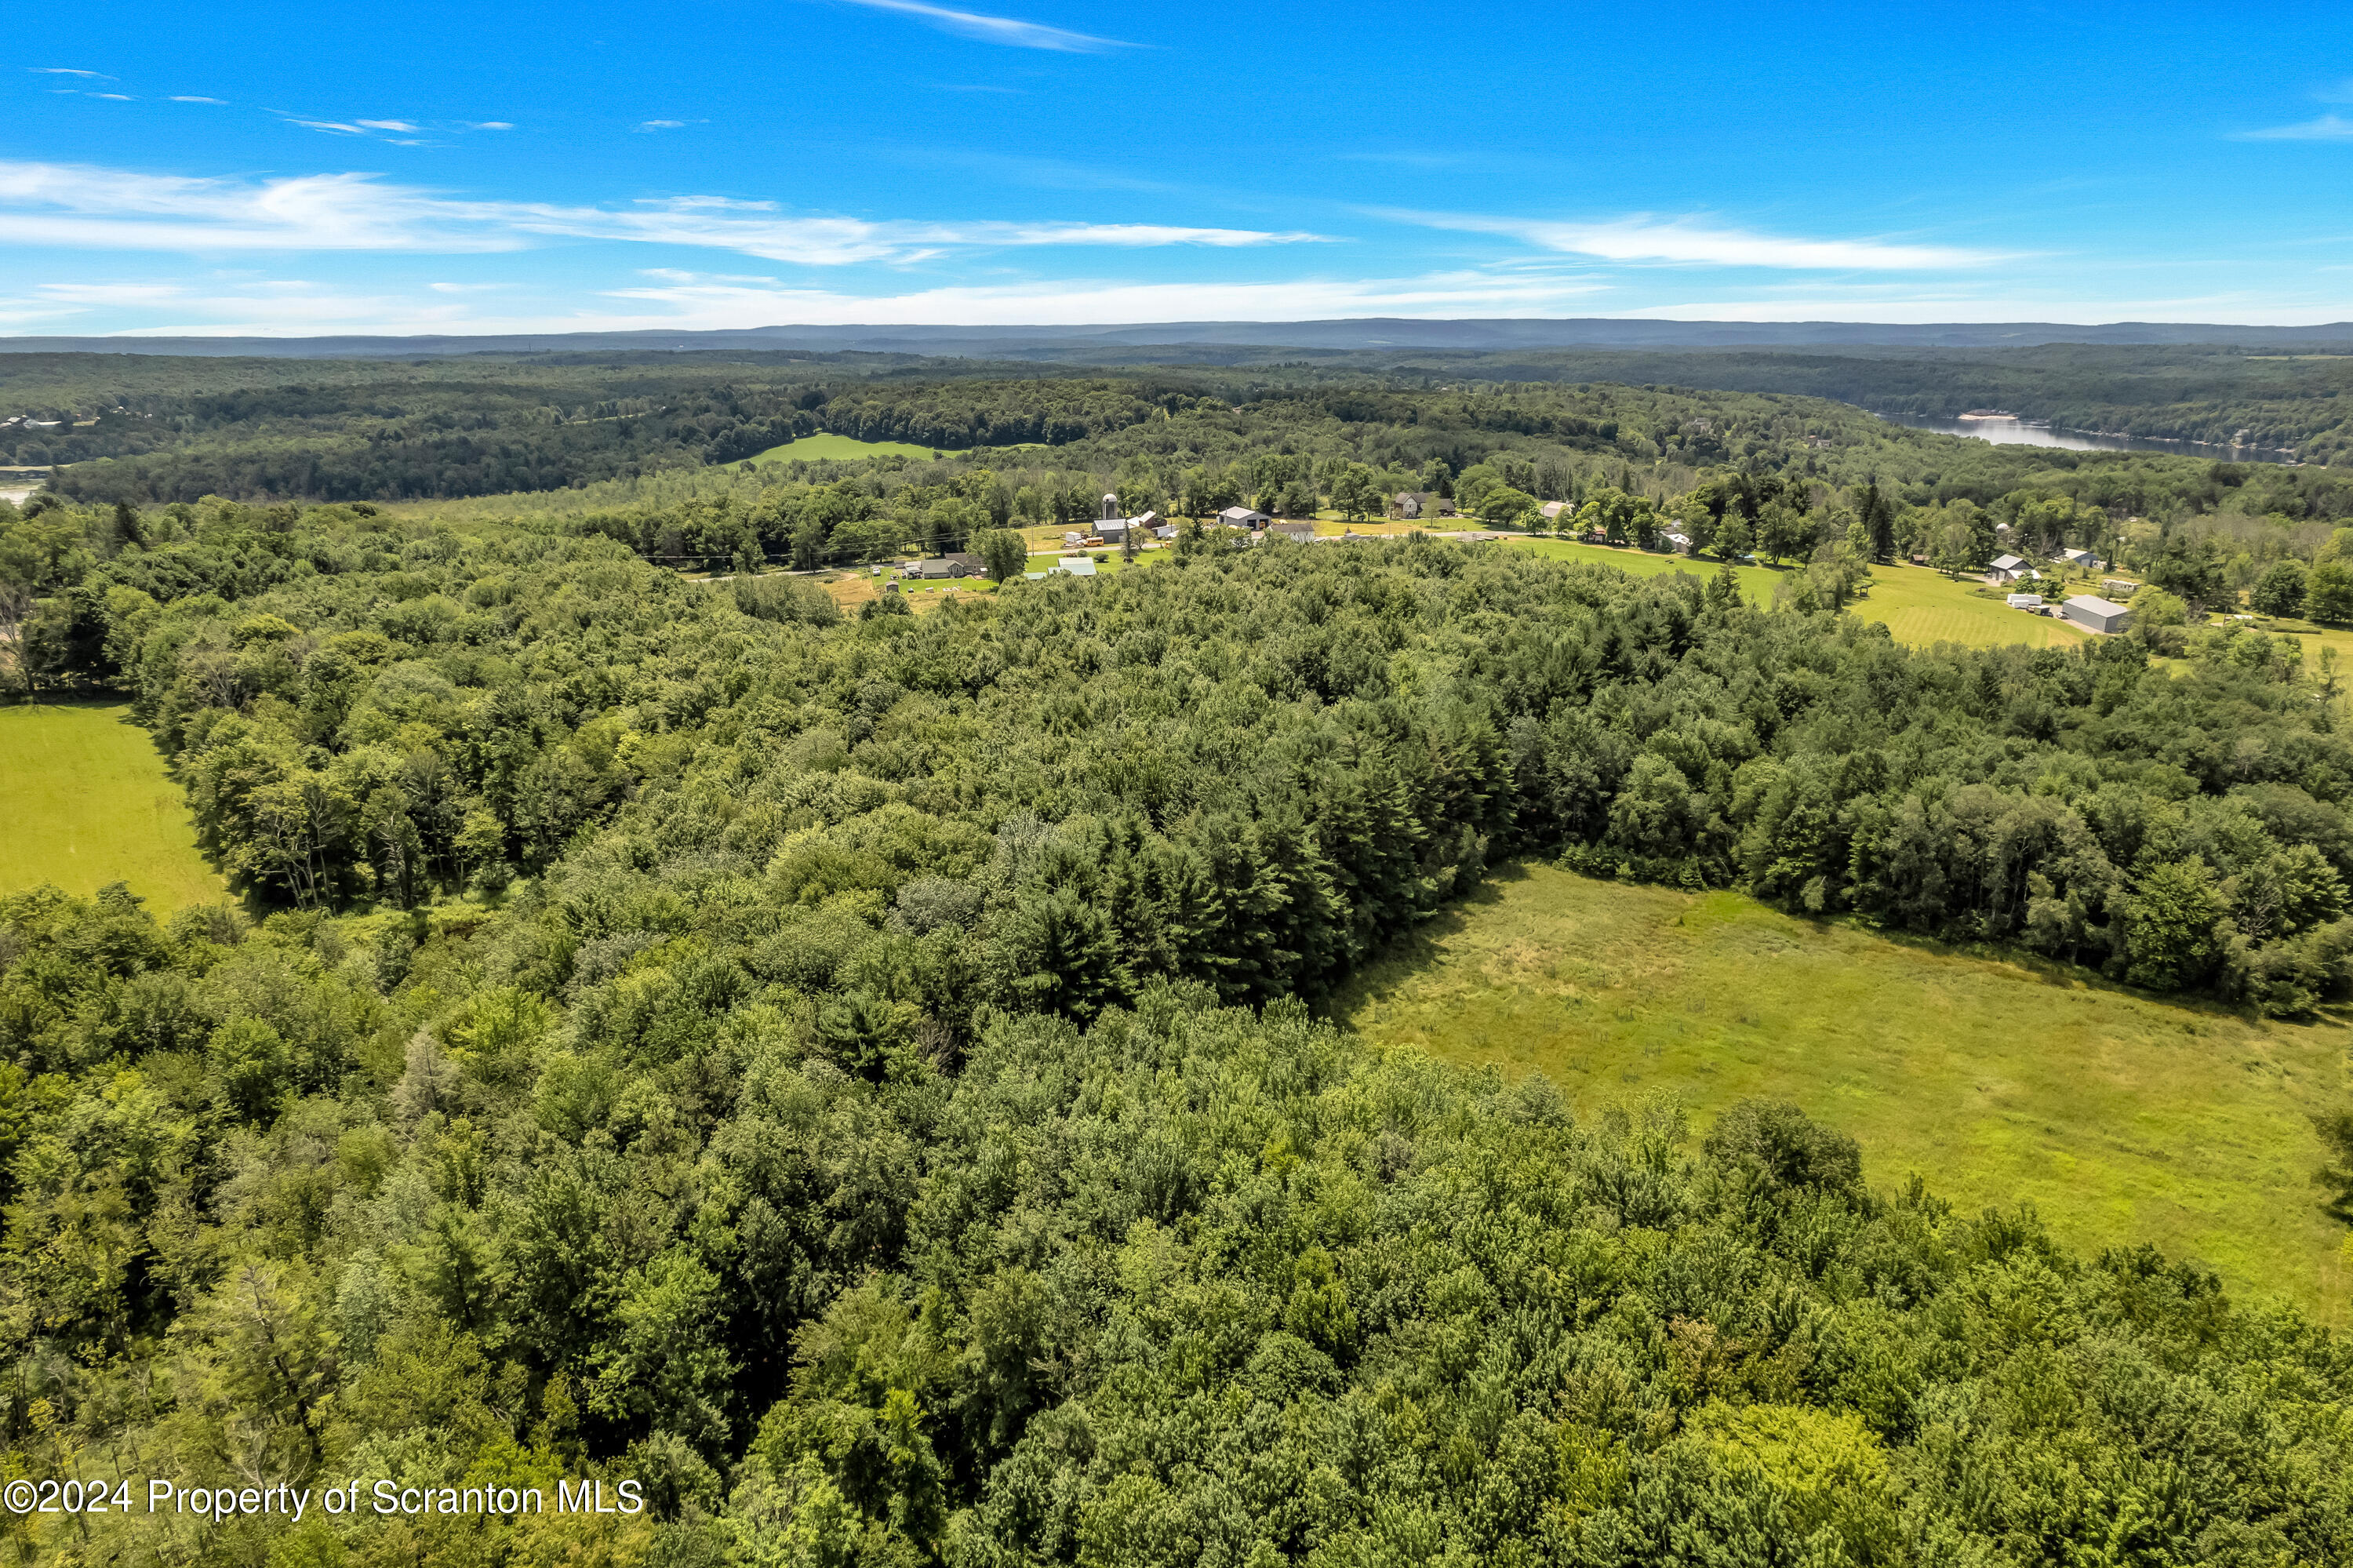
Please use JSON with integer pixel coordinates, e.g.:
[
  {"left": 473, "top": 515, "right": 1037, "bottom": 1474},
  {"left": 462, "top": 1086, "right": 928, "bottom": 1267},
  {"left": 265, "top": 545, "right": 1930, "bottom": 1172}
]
[
  {"left": 1851, "top": 562, "right": 2096, "bottom": 649},
  {"left": 1498, "top": 536, "right": 2103, "bottom": 649},
  {"left": 751, "top": 432, "right": 961, "bottom": 464},
  {"left": 1337, "top": 863, "right": 2353, "bottom": 1320},
  {"left": 0, "top": 700, "right": 223, "bottom": 911}
]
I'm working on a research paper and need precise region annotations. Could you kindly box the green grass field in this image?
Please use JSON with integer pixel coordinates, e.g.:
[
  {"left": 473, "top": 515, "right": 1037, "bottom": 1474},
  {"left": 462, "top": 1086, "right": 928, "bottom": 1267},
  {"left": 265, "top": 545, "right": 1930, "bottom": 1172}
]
[
  {"left": 751, "top": 433, "right": 1055, "bottom": 465},
  {"left": 750, "top": 433, "right": 962, "bottom": 464},
  {"left": 1335, "top": 864, "right": 2353, "bottom": 1320},
  {"left": 1850, "top": 565, "right": 2094, "bottom": 649},
  {"left": 0, "top": 700, "right": 224, "bottom": 912},
  {"left": 1497, "top": 538, "right": 2100, "bottom": 651}
]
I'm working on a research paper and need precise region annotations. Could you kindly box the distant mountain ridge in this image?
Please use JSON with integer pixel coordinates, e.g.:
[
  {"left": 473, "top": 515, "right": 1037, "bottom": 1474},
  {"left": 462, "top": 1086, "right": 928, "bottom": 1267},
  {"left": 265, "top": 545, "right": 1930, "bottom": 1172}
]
[{"left": 4, "top": 318, "right": 2353, "bottom": 359}]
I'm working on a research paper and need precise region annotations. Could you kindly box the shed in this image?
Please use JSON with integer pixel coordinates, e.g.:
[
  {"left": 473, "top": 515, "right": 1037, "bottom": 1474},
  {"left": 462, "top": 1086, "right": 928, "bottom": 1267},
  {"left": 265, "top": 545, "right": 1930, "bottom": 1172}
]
[
  {"left": 1218, "top": 505, "right": 1271, "bottom": 529},
  {"left": 2061, "top": 595, "right": 2132, "bottom": 634},
  {"left": 1539, "top": 500, "right": 1569, "bottom": 522}
]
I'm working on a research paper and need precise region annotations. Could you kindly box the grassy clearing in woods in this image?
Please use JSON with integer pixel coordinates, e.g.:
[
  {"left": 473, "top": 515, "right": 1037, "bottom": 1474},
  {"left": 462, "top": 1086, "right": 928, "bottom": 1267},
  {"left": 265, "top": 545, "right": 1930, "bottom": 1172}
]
[
  {"left": 0, "top": 699, "right": 224, "bottom": 912},
  {"left": 1334, "top": 862, "right": 2353, "bottom": 1320}
]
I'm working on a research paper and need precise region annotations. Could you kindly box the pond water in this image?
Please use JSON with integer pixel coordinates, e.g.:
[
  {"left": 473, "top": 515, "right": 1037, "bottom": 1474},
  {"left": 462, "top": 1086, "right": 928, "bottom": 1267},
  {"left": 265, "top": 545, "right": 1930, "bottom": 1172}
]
[{"left": 1876, "top": 412, "right": 2298, "bottom": 465}]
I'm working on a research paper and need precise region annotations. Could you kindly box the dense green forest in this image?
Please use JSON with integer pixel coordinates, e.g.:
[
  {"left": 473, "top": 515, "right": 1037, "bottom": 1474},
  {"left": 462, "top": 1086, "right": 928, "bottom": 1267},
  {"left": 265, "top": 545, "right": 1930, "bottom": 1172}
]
[
  {"left": 8, "top": 484, "right": 2353, "bottom": 1562},
  {"left": 1076, "top": 344, "right": 2353, "bottom": 467},
  {"left": 5, "top": 355, "right": 1202, "bottom": 504},
  {"left": 10, "top": 347, "right": 2352, "bottom": 514}
]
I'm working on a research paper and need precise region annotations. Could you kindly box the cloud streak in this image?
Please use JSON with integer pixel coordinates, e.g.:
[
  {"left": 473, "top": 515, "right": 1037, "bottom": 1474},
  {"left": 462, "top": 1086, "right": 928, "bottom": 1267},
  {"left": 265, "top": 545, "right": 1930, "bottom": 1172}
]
[
  {"left": 834, "top": 0, "right": 1132, "bottom": 53},
  {"left": 1379, "top": 209, "right": 2006, "bottom": 271},
  {"left": 0, "top": 160, "right": 1326, "bottom": 263},
  {"left": 55, "top": 266, "right": 1606, "bottom": 336},
  {"left": 2235, "top": 113, "right": 2353, "bottom": 141}
]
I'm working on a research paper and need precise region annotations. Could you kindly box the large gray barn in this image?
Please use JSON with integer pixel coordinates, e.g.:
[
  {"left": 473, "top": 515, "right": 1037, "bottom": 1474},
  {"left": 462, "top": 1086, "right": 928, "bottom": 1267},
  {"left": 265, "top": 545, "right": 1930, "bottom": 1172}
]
[{"left": 2061, "top": 595, "right": 2133, "bottom": 635}]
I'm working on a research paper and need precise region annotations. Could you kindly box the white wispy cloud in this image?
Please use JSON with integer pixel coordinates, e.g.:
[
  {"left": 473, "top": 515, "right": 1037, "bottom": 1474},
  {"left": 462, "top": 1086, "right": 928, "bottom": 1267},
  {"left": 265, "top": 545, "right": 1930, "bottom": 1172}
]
[
  {"left": 267, "top": 110, "right": 438, "bottom": 144},
  {"left": 595, "top": 266, "right": 1605, "bottom": 328},
  {"left": 169, "top": 96, "right": 227, "bottom": 104},
  {"left": 60, "top": 266, "right": 1603, "bottom": 336},
  {"left": 2235, "top": 113, "right": 2353, "bottom": 141},
  {"left": 29, "top": 67, "right": 111, "bottom": 79},
  {"left": 0, "top": 160, "right": 1326, "bottom": 263},
  {"left": 1377, "top": 209, "right": 2005, "bottom": 271},
  {"left": 636, "top": 119, "right": 687, "bottom": 131},
  {"left": 835, "top": 0, "right": 1131, "bottom": 53},
  {"left": 471, "top": 122, "right": 514, "bottom": 130}
]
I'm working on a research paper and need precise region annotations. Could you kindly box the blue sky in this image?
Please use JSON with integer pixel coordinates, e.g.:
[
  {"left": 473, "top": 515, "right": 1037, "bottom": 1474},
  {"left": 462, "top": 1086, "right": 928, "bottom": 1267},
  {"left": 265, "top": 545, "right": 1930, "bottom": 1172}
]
[{"left": 3, "top": 0, "right": 2351, "bottom": 335}]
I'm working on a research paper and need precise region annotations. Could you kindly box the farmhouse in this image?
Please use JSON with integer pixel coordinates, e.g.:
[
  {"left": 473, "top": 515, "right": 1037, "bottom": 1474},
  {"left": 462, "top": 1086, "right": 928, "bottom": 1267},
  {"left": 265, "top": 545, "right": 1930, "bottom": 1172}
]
[
  {"left": 1218, "top": 505, "right": 1271, "bottom": 529},
  {"left": 2061, "top": 595, "right": 2133, "bottom": 634},
  {"left": 1987, "top": 553, "right": 2036, "bottom": 584},
  {"left": 2060, "top": 548, "right": 2106, "bottom": 570},
  {"left": 1264, "top": 520, "right": 1316, "bottom": 544},
  {"left": 1388, "top": 492, "right": 1455, "bottom": 521},
  {"left": 1539, "top": 500, "right": 1569, "bottom": 523}
]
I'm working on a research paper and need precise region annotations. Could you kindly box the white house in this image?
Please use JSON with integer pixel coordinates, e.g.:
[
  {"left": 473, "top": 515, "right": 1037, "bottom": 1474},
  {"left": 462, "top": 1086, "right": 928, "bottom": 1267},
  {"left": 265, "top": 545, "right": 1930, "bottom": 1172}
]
[
  {"left": 2061, "top": 594, "right": 2132, "bottom": 634},
  {"left": 1988, "top": 553, "right": 2038, "bottom": 584}
]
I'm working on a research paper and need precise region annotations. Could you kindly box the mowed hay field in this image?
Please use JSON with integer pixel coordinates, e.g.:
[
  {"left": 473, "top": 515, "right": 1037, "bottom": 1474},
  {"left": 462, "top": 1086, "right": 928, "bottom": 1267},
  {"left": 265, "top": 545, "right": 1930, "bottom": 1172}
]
[
  {"left": 1335, "top": 864, "right": 2353, "bottom": 1320},
  {"left": 751, "top": 432, "right": 957, "bottom": 464},
  {"left": 1853, "top": 563, "right": 2094, "bottom": 650},
  {"left": 1500, "top": 538, "right": 2100, "bottom": 651},
  {"left": 0, "top": 700, "right": 224, "bottom": 911}
]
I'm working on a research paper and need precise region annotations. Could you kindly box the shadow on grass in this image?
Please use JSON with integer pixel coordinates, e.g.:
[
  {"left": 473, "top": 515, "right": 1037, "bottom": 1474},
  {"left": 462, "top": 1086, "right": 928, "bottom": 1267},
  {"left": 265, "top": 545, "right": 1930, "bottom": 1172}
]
[{"left": 1317, "top": 860, "right": 1539, "bottom": 1024}]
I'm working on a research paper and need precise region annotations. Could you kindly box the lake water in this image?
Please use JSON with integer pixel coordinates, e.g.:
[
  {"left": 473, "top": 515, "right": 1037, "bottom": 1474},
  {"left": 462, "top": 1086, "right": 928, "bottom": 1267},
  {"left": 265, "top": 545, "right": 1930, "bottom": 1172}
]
[{"left": 1876, "top": 412, "right": 2298, "bottom": 465}]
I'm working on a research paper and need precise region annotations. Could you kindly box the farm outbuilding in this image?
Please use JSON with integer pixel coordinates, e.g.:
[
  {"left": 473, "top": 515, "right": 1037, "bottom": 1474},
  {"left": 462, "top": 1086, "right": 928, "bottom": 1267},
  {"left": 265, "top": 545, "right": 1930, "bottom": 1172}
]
[
  {"left": 1218, "top": 506, "right": 1271, "bottom": 529},
  {"left": 2061, "top": 595, "right": 2133, "bottom": 634}
]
